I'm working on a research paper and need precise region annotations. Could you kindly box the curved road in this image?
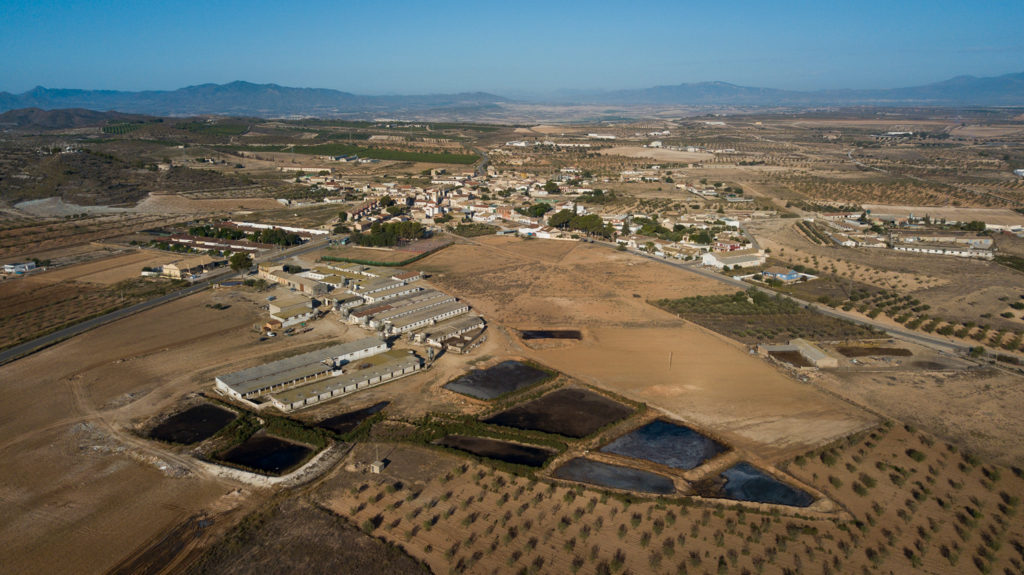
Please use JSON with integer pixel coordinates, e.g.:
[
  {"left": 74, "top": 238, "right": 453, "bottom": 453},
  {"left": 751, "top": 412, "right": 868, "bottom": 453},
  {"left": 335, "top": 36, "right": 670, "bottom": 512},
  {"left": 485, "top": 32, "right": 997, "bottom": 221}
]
[{"left": 0, "top": 238, "right": 328, "bottom": 367}]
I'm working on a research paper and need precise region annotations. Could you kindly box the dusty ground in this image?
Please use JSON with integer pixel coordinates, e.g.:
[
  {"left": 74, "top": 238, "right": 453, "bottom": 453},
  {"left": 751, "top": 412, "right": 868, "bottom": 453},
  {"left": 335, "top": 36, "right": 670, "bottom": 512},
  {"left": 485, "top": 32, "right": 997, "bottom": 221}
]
[
  {"left": 0, "top": 248, "right": 196, "bottom": 349},
  {"left": 134, "top": 194, "right": 284, "bottom": 214},
  {"left": 599, "top": 146, "right": 714, "bottom": 163},
  {"left": 812, "top": 367, "right": 1024, "bottom": 466},
  {"left": 0, "top": 289, "right": 275, "bottom": 574},
  {"left": 417, "top": 236, "right": 876, "bottom": 460},
  {"left": 861, "top": 204, "right": 1024, "bottom": 226},
  {"left": 29, "top": 249, "right": 173, "bottom": 285}
]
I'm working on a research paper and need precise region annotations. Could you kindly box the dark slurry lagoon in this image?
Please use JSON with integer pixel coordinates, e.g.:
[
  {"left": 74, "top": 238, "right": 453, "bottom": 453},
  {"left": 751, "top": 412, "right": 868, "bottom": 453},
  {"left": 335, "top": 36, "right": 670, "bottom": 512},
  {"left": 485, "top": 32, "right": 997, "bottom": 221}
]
[
  {"left": 148, "top": 404, "right": 236, "bottom": 445},
  {"left": 600, "top": 419, "right": 728, "bottom": 470},
  {"left": 484, "top": 388, "right": 633, "bottom": 438},
  {"left": 520, "top": 330, "right": 582, "bottom": 340},
  {"left": 317, "top": 401, "right": 389, "bottom": 434},
  {"left": 219, "top": 435, "right": 313, "bottom": 475},
  {"left": 443, "top": 360, "right": 551, "bottom": 400},
  {"left": 436, "top": 435, "right": 556, "bottom": 467},
  {"left": 553, "top": 458, "right": 675, "bottom": 494},
  {"left": 719, "top": 462, "right": 814, "bottom": 507}
]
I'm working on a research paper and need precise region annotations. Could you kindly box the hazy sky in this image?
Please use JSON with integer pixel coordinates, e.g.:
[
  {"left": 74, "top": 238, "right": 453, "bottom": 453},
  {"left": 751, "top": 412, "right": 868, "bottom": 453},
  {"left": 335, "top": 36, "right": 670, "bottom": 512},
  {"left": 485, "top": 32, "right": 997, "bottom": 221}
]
[{"left": 2, "top": 0, "right": 1022, "bottom": 95}]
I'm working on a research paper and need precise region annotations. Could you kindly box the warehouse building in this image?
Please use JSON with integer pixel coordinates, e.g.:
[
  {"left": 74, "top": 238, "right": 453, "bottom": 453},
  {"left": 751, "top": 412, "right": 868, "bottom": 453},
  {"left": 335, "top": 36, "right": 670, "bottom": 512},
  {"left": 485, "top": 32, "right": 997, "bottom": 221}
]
[
  {"left": 269, "top": 299, "right": 317, "bottom": 327},
  {"left": 384, "top": 300, "right": 470, "bottom": 334},
  {"left": 258, "top": 265, "right": 329, "bottom": 296},
  {"left": 414, "top": 314, "right": 486, "bottom": 347},
  {"left": 267, "top": 349, "right": 422, "bottom": 412},
  {"left": 215, "top": 337, "right": 387, "bottom": 400}
]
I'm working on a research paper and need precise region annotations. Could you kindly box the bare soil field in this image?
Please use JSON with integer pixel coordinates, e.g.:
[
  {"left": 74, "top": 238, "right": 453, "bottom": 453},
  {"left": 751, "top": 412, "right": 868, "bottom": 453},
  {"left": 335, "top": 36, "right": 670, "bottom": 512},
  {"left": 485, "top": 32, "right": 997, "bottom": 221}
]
[
  {"left": 812, "top": 367, "right": 1024, "bottom": 466},
  {"left": 418, "top": 236, "right": 736, "bottom": 327},
  {"left": 416, "top": 237, "right": 876, "bottom": 460},
  {"left": 862, "top": 203, "right": 1024, "bottom": 226},
  {"left": 0, "top": 289, "right": 279, "bottom": 574},
  {"left": 950, "top": 125, "right": 1024, "bottom": 138},
  {"left": 134, "top": 193, "right": 284, "bottom": 214},
  {"left": 599, "top": 146, "right": 714, "bottom": 163},
  {"left": 321, "top": 245, "right": 430, "bottom": 264},
  {"left": 185, "top": 497, "right": 428, "bottom": 574},
  {"left": 527, "top": 326, "right": 875, "bottom": 460},
  {"left": 30, "top": 249, "right": 172, "bottom": 285},
  {"left": 0, "top": 250, "right": 198, "bottom": 349}
]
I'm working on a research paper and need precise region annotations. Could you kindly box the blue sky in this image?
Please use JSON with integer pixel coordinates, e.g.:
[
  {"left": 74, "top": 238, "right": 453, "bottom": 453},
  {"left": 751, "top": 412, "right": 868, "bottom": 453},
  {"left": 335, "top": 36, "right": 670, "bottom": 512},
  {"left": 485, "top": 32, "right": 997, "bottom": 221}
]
[{"left": 1, "top": 0, "right": 1022, "bottom": 95}]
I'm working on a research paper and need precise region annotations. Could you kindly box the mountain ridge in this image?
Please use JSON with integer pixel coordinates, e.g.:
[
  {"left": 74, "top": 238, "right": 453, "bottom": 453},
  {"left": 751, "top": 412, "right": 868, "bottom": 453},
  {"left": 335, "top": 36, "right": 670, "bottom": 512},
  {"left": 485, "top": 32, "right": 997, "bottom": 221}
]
[{"left": 1, "top": 72, "right": 1022, "bottom": 118}]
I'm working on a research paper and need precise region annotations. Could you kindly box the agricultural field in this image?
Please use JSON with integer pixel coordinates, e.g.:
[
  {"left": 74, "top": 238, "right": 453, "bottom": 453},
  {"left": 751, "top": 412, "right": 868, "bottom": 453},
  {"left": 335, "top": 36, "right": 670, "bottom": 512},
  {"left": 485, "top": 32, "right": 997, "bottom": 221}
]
[
  {"left": 313, "top": 422, "right": 1024, "bottom": 575},
  {"left": 653, "top": 289, "right": 879, "bottom": 344},
  {"left": 0, "top": 275, "right": 187, "bottom": 350},
  {"left": 2, "top": 107, "right": 1023, "bottom": 575}
]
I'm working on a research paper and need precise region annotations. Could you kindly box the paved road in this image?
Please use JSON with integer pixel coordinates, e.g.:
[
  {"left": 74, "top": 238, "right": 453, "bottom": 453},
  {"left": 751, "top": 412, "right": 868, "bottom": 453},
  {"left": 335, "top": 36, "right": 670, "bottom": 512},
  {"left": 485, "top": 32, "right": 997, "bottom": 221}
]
[
  {"left": 0, "top": 237, "right": 329, "bottom": 367},
  {"left": 472, "top": 147, "right": 490, "bottom": 178},
  {"left": 592, "top": 240, "right": 970, "bottom": 355}
]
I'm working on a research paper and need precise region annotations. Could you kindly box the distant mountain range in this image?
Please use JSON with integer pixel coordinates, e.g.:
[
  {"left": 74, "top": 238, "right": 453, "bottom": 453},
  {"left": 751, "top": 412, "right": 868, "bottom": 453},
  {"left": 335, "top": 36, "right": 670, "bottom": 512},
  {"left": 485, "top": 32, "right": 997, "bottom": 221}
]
[
  {"left": 584, "top": 72, "right": 1024, "bottom": 107},
  {"left": 0, "top": 73, "right": 1021, "bottom": 119},
  {"left": 0, "top": 81, "right": 508, "bottom": 118}
]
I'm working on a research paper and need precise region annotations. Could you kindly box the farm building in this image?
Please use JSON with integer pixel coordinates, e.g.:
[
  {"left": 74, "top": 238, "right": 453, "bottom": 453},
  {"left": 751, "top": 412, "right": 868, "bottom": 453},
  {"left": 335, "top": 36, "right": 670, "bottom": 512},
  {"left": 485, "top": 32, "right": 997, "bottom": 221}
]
[
  {"left": 414, "top": 314, "right": 487, "bottom": 348},
  {"left": 891, "top": 244, "right": 993, "bottom": 259},
  {"left": 383, "top": 300, "right": 470, "bottom": 335},
  {"left": 269, "top": 300, "right": 317, "bottom": 327},
  {"left": 3, "top": 262, "right": 36, "bottom": 274},
  {"left": 258, "top": 265, "right": 329, "bottom": 296},
  {"left": 215, "top": 337, "right": 387, "bottom": 400},
  {"left": 701, "top": 250, "right": 766, "bottom": 269},
  {"left": 366, "top": 291, "right": 457, "bottom": 328},
  {"left": 162, "top": 255, "right": 225, "bottom": 280},
  {"left": 361, "top": 283, "right": 423, "bottom": 305},
  {"left": 267, "top": 349, "right": 421, "bottom": 412}
]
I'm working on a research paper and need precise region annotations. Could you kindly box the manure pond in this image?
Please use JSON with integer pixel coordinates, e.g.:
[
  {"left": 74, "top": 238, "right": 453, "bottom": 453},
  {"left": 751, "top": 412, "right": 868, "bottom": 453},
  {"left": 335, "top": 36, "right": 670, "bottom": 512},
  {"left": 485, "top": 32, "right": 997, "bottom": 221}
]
[
  {"left": 484, "top": 388, "right": 633, "bottom": 438},
  {"left": 219, "top": 435, "right": 312, "bottom": 475},
  {"left": 553, "top": 458, "right": 675, "bottom": 494},
  {"left": 719, "top": 462, "right": 814, "bottom": 507},
  {"left": 444, "top": 360, "right": 551, "bottom": 400},
  {"left": 436, "top": 435, "right": 555, "bottom": 467},
  {"left": 520, "top": 330, "right": 582, "bottom": 340},
  {"left": 317, "top": 401, "right": 389, "bottom": 434},
  {"left": 601, "top": 420, "right": 727, "bottom": 470},
  {"left": 149, "top": 404, "right": 236, "bottom": 445}
]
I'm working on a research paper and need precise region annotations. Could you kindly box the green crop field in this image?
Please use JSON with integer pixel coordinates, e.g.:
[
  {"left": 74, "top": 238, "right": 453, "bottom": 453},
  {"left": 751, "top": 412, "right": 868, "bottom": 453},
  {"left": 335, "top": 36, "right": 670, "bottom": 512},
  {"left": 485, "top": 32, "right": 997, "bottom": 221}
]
[
  {"left": 102, "top": 123, "right": 141, "bottom": 135},
  {"left": 175, "top": 121, "right": 250, "bottom": 136}
]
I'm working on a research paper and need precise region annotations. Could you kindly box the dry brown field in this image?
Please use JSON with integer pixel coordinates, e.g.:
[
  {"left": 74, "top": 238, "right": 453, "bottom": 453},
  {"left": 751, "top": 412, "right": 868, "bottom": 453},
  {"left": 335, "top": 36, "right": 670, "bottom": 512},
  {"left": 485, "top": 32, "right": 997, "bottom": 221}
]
[
  {"left": 134, "top": 193, "right": 284, "bottom": 214},
  {"left": 599, "top": 146, "right": 714, "bottom": 163},
  {"left": 861, "top": 204, "right": 1024, "bottom": 226},
  {"left": 417, "top": 237, "right": 875, "bottom": 458},
  {"left": 1, "top": 232, "right": 1022, "bottom": 574},
  {"left": 0, "top": 250, "right": 194, "bottom": 349},
  {"left": 0, "top": 289, "right": 275, "bottom": 574}
]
